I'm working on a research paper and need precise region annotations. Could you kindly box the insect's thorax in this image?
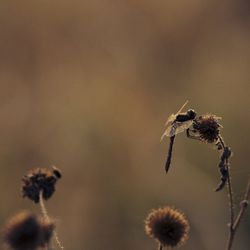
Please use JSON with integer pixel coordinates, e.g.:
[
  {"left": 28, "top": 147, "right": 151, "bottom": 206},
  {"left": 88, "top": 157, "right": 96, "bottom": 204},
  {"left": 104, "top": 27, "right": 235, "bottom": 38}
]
[
  {"left": 176, "top": 110, "right": 196, "bottom": 122},
  {"left": 175, "top": 114, "right": 192, "bottom": 122}
]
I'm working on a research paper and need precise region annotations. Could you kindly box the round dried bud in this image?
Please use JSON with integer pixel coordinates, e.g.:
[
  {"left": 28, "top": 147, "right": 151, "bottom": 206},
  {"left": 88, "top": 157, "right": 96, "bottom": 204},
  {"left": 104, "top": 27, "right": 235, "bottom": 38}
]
[
  {"left": 193, "top": 114, "right": 221, "bottom": 143},
  {"left": 21, "top": 167, "right": 61, "bottom": 203},
  {"left": 3, "top": 211, "right": 55, "bottom": 250},
  {"left": 145, "top": 207, "right": 189, "bottom": 248},
  {"left": 3, "top": 211, "right": 42, "bottom": 250}
]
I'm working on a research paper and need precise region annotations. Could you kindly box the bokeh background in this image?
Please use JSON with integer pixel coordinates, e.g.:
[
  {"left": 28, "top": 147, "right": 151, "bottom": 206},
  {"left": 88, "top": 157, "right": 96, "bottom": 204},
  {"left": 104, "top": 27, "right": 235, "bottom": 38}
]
[{"left": 0, "top": 1, "right": 250, "bottom": 249}]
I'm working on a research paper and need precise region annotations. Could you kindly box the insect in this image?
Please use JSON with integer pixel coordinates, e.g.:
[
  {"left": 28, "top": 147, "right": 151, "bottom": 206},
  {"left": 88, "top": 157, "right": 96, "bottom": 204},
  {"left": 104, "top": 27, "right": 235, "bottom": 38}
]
[{"left": 161, "top": 101, "right": 196, "bottom": 172}]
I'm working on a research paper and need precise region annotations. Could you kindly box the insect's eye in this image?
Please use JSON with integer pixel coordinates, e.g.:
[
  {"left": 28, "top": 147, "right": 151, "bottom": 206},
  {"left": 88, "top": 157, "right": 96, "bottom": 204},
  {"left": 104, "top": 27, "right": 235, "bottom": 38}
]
[
  {"left": 188, "top": 110, "right": 196, "bottom": 119},
  {"left": 52, "top": 167, "right": 62, "bottom": 179}
]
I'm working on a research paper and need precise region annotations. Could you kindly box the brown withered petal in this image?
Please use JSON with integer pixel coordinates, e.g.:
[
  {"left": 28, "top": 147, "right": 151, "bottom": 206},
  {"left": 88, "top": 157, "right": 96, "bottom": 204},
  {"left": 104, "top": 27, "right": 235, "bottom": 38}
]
[
  {"left": 193, "top": 114, "right": 221, "bottom": 143},
  {"left": 21, "top": 167, "right": 61, "bottom": 203},
  {"left": 145, "top": 207, "right": 189, "bottom": 248}
]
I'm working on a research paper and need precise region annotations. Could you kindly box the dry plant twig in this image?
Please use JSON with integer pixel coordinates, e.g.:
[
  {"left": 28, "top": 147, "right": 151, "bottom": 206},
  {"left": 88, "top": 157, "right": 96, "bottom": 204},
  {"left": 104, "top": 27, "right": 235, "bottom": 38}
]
[
  {"left": 39, "top": 191, "right": 65, "bottom": 250},
  {"left": 226, "top": 177, "right": 250, "bottom": 250}
]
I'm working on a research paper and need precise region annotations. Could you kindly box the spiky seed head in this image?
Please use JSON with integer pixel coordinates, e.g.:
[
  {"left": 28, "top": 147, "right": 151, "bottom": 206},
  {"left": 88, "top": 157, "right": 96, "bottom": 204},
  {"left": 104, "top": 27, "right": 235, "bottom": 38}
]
[
  {"left": 193, "top": 114, "right": 221, "bottom": 143},
  {"left": 3, "top": 211, "right": 41, "bottom": 250},
  {"left": 21, "top": 167, "right": 61, "bottom": 203},
  {"left": 3, "top": 211, "right": 55, "bottom": 250},
  {"left": 145, "top": 207, "right": 189, "bottom": 248}
]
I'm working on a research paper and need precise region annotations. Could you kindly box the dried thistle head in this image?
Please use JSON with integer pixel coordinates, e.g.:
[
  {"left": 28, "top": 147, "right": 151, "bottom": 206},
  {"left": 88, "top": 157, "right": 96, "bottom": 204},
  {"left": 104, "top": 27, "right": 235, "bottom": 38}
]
[
  {"left": 3, "top": 211, "right": 41, "bottom": 250},
  {"left": 3, "top": 211, "right": 55, "bottom": 250},
  {"left": 21, "top": 167, "right": 61, "bottom": 203},
  {"left": 193, "top": 114, "right": 221, "bottom": 143},
  {"left": 145, "top": 207, "right": 189, "bottom": 248}
]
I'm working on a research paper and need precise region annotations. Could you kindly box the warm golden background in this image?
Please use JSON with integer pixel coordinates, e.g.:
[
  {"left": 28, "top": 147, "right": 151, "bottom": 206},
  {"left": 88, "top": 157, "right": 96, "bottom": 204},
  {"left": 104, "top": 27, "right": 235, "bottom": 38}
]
[{"left": 0, "top": 1, "right": 249, "bottom": 250}]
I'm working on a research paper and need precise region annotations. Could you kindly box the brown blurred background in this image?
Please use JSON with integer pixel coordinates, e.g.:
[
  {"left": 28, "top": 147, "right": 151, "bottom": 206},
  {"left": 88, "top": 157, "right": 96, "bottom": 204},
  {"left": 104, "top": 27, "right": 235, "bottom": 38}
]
[{"left": 0, "top": 1, "right": 250, "bottom": 249}]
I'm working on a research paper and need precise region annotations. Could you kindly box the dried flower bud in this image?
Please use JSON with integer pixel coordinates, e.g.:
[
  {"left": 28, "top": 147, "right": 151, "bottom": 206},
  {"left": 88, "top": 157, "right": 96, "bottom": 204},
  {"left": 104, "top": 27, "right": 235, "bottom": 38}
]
[
  {"left": 215, "top": 146, "right": 232, "bottom": 192},
  {"left": 3, "top": 211, "right": 55, "bottom": 250},
  {"left": 193, "top": 114, "right": 221, "bottom": 143},
  {"left": 145, "top": 207, "right": 189, "bottom": 248},
  {"left": 21, "top": 167, "right": 61, "bottom": 203}
]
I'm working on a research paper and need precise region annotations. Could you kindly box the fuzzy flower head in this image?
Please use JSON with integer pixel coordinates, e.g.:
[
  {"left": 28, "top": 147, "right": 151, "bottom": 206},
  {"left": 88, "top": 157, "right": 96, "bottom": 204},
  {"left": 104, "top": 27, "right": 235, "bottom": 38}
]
[
  {"left": 145, "top": 207, "right": 189, "bottom": 248},
  {"left": 193, "top": 114, "right": 221, "bottom": 143},
  {"left": 21, "top": 167, "right": 62, "bottom": 203},
  {"left": 3, "top": 211, "right": 55, "bottom": 250}
]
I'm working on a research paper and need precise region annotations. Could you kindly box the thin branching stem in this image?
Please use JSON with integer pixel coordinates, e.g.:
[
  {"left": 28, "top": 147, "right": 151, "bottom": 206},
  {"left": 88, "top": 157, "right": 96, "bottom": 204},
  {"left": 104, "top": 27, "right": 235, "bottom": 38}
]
[
  {"left": 226, "top": 177, "right": 250, "bottom": 250},
  {"left": 226, "top": 157, "right": 234, "bottom": 230},
  {"left": 217, "top": 135, "right": 237, "bottom": 250},
  {"left": 233, "top": 178, "right": 250, "bottom": 231},
  {"left": 218, "top": 136, "right": 250, "bottom": 250},
  {"left": 225, "top": 159, "right": 235, "bottom": 250},
  {"left": 39, "top": 191, "right": 65, "bottom": 250}
]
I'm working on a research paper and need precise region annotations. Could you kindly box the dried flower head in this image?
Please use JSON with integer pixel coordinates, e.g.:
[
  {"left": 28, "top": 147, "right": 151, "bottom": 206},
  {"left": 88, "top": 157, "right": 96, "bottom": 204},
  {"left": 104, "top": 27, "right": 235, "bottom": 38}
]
[
  {"left": 21, "top": 167, "right": 61, "bottom": 203},
  {"left": 193, "top": 114, "right": 221, "bottom": 143},
  {"left": 3, "top": 211, "right": 55, "bottom": 250},
  {"left": 145, "top": 207, "right": 189, "bottom": 248}
]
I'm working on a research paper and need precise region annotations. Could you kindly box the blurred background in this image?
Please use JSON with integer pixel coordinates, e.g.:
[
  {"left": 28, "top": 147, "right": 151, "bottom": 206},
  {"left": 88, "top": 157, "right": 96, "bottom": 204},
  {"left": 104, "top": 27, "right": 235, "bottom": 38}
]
[{"left": 0, "top": 1, "right": 249, "bottom": 249}]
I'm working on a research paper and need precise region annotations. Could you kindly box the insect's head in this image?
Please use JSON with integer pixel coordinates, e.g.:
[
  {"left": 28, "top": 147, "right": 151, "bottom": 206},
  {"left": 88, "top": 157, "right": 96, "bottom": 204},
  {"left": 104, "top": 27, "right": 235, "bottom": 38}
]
[
  {"left": 187, "top": 109, "right": 196, "bottom": 120},
  {"left": 52, "top": 166, "right": 62, "bottom": 179}
]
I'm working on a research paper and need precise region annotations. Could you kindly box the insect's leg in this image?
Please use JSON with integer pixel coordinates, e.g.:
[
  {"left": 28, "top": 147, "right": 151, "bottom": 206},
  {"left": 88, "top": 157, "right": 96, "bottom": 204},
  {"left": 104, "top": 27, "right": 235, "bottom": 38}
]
[{"left": 165, "top": 135, "right": 175, "bottom": 173}]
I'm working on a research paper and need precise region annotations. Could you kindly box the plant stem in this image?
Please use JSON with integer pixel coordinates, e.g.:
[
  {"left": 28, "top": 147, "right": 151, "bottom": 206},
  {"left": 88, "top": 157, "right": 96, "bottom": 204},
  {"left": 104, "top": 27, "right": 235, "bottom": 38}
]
[
  {"left": 225, "top": 161, "right": 234, "bottom": 250},
  {"left": 226, "top": 177, "right": 250, "bottom": 250},
  {"left": 233, "top": 178, "right": 250, "bottom": 231},
  {"left": 218, "top": 136, "right": 250, "bottom": 249},
  {"left": 158, "top": 244, "right": 163, "bottom": 250},
  {"left": 218, "top": 136, "right": 234, "bottom": 231},
  {"left": 39, "top": 191, "right": 50, "bottom": 222},
  {"left": 39, "top": 191, "right": 65, "bottom": 249},
  {"left": 226, "top": 157, "right": 234, "bottom": 230},
  {"left": 217, "top": 136, "right": 235, "bottom": 250}
]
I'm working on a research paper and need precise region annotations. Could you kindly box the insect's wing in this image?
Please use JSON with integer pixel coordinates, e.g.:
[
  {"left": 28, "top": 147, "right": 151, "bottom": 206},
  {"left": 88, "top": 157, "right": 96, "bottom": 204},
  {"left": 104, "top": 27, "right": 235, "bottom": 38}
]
[
  {"left": 161, "top": 101, "right": 189, "bottom": 140},
  {"left": 161, "top": 123, "right": 177, "bottom": 140},
  {"left": 174, "top": 120, "right": 193, "bottom": 135},
  {"left": 161, "top": 114, "right": 176, "bottom": 141},
  {"left": 176, "top": 100, "right": 189, "bottom": 115},
  {"left": 165, "top": 114, "right": 176, "bottom": 126}
]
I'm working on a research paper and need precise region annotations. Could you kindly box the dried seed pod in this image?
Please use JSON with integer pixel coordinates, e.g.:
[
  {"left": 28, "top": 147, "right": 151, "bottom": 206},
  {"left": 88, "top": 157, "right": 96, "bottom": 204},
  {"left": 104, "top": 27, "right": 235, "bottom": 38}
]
[
  {"left": 3, "top": 211, "right": 55, "bottom": 250},
  {"left": 145, "top": 207, "right": 189, "bottom": 248},
  {"left": 193, "top": 114, "right": 221, "bottom": 143},
  {"left": 22, "top": 167, "right": 61, "bottom": 203}
]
